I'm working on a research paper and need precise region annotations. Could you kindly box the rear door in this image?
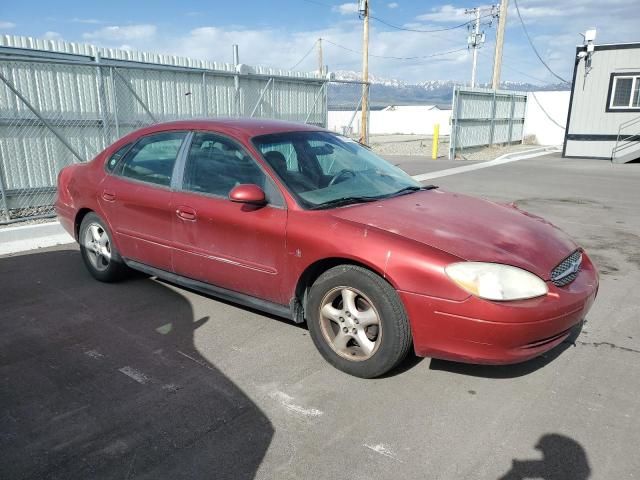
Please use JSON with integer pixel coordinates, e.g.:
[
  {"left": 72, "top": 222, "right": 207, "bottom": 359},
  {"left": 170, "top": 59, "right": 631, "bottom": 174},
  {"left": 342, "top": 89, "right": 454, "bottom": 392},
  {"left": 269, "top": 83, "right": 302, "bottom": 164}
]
[
  {"left": 100, "top": 131, "right": 189, "bottom": 272},
  {"left": 171, "top": 131, "right": 289, "bottom": 304}
]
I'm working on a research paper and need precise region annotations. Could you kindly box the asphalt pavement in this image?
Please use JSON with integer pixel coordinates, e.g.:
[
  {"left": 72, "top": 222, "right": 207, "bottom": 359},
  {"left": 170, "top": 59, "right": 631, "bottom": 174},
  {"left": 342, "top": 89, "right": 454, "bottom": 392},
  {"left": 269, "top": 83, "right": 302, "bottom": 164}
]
[{"left": 1, "top": 153, "right": 639, "bottom": 479}]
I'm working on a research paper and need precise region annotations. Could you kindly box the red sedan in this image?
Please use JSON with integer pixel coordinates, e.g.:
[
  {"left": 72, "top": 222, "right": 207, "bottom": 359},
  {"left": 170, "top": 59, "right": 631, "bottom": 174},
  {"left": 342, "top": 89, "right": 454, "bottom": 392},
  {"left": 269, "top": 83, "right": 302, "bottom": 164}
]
[{"left": 55, "top": 119, "right": 599, "bottom": 378}]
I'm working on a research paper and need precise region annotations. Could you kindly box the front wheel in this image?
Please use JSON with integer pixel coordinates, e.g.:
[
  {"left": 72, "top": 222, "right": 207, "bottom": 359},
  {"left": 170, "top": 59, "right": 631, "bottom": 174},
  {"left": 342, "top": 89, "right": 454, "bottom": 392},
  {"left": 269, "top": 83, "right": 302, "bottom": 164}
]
[
  {"left": 306, "top": 265, "right": 412, "bottom": 378},
  {"left": 79, "top": 212, "right": 128, "bottom": 282}
]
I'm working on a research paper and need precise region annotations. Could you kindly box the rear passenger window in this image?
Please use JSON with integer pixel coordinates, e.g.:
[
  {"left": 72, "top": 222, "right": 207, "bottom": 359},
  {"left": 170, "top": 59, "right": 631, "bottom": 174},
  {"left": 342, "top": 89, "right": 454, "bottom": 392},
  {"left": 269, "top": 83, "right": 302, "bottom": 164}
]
[
  {"left": 118, "top": 132, "right": 186, "bottom": 187},
  {"left": 183, "top": 132, "right": 284, "bottom": 206},
  {"left": 106, "top": 143, "right": 132, "bottom": 172}
]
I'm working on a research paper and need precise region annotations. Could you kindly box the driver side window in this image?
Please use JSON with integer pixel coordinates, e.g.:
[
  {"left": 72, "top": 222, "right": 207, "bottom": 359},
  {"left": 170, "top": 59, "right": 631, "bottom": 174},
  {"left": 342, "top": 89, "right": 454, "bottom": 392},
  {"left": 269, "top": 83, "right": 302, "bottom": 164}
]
[{"left": 182, "top": 132, "right": 284, "bottom": 207}]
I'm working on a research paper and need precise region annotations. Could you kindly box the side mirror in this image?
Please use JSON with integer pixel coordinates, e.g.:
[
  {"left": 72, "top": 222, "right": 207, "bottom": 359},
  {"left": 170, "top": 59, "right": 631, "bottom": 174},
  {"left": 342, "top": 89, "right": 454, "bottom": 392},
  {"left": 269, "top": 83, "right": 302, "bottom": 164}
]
[{"left": 228, "top": 184, "right": 267, "bottom": 205}]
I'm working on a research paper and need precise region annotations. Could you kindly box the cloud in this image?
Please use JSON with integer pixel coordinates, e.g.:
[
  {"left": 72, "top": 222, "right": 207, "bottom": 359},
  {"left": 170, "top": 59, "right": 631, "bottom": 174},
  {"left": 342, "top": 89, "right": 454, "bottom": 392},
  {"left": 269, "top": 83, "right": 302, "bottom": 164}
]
[
  {"left": 332, "top": 3, "right": 359, "bottom": 15},
  {"left": 387, "top": 2, "right": 399, "bottom": 8},
  {"left": 71, "top": 18, "right": 104, "bottom": 24},
  {"left": 416, "top": 5, "right": 468, "bottom": 23},
  {"left": 0, "top": 20, "right": 16, "bottom": 30},
  {"left": 63, "top": 0, "right": 637, "bottom": 86},
  {"left": 43, "top": 31, "right": 63, "bottom": 41},
  {"left": 82, "top": 24, "right": 157, "bottom": 42}
]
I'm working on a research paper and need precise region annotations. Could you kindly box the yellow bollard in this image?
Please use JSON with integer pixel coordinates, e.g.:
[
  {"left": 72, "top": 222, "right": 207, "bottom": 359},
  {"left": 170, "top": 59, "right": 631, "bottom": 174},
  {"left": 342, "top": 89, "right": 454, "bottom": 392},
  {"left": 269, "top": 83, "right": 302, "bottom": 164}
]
[{"left": 431, "top": 123, "right": 440, "bottom": 160}]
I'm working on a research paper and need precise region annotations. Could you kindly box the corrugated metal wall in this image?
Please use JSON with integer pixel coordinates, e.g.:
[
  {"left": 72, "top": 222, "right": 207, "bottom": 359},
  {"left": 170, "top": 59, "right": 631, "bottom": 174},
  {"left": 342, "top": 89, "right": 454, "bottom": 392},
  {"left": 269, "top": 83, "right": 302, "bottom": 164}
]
[
  {"left": 564, "top": 44, "right": 640, "bottom": 159},
  {"left": 0, "top": 36, "right": 331, "bottom": 221},
  {"left": 449, "top": 87, "right": 527, "bottom": 159}
]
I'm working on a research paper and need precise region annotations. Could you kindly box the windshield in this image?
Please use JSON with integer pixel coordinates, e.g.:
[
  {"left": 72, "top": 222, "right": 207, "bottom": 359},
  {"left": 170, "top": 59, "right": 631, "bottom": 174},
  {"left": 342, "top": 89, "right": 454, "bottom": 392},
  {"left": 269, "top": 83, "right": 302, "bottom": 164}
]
[{"left": 252, "top": 131, "right": 421, "bottom": 209}]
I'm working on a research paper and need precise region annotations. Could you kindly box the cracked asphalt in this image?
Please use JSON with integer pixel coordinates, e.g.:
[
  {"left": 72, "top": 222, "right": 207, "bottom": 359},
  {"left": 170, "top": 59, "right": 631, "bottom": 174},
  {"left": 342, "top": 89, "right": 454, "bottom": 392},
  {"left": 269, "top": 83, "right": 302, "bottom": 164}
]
[{"left": 1, "top": 153, "right": 639, "bottom": 479}]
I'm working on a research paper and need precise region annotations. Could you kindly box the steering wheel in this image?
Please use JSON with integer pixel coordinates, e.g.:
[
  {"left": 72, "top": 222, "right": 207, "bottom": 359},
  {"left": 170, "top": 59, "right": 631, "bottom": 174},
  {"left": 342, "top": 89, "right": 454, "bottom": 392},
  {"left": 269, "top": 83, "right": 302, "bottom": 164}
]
[{"left": 328, "top": 169, "right": 356, "bottom": 186}]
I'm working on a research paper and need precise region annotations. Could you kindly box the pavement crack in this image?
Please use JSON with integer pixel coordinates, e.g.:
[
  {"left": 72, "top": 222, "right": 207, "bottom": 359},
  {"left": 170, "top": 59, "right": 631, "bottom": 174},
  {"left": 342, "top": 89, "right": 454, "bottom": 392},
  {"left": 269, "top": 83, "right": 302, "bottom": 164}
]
[{"left": 564, "top": 340, "right": 640, "bottom": 355}]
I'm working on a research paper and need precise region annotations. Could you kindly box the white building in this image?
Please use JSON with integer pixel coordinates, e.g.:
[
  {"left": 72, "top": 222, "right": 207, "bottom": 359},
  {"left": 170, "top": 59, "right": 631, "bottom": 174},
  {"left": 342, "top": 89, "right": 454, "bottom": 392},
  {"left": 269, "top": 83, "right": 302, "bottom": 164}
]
[{"left": 328, "top": 104, "right": 452, "bottom": 136}]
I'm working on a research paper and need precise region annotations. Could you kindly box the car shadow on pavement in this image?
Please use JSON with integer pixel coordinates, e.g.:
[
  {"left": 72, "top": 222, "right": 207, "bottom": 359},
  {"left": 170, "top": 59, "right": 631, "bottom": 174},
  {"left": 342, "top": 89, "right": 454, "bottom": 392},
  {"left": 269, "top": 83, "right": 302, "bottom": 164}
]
[
  {"left": 428, "top": 322, "right": 584, "bottom": 379},
  {"left": 0, "top": 247, "right": 273, "bottom": 480},
  {"left": 498, "top": 433, "right": 591, "bottom": 479}
]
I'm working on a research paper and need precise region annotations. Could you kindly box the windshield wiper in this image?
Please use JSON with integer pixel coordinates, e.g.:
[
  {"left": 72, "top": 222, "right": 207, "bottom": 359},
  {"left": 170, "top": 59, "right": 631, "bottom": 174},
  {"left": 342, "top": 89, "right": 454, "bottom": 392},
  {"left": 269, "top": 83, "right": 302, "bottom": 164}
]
[
  {"left": 386, "top": 184, "right": 438, "bottom": 198},
  {"left": 308, "top": 195, "right": 382, "bottom": 210}
]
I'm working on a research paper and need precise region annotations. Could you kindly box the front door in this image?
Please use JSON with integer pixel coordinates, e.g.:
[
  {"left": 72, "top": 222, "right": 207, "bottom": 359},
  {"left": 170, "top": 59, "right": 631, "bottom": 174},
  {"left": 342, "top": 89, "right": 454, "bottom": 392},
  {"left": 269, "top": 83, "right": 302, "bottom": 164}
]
[
  {"left": 172, "top": 132, "right": 289, "bottom": 304},
  {"left": 99, "top": 131, "right": 188, "bottom": 272}
]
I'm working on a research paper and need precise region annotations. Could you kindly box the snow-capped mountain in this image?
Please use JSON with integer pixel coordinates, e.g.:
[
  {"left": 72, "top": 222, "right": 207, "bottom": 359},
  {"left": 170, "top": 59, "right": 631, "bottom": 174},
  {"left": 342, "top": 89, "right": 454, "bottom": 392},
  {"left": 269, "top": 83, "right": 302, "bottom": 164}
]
[{"left": 329, "top": 70, "right": 569, "bottom": 108}]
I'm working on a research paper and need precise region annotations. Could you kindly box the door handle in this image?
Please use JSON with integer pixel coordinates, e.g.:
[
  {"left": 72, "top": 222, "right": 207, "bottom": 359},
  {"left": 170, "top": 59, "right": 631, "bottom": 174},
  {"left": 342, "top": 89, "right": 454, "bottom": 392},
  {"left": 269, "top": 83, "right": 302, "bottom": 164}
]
[
  {"left": 102, "top": 191, "right": 116, "bottom": 202},
  {"left": 176, "top": 207, "right": 197, "bottom": 221}
]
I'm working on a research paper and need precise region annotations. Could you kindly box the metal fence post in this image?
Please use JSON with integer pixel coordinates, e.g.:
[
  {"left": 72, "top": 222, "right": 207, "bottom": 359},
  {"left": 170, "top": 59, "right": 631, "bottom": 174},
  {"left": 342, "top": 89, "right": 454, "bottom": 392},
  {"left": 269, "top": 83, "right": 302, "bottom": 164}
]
[
  {"left": 233, "top": 45, "right": 240, "bottom": 117},
  {"left": 489, "top": 90, "right": 497, "bottom": 145},
  {"left": 365, "top": 83, "right": 370, "bottom": 144},
  {"left": 0, "top": 71, "right": 85, "bottom": 163},
  {"left": 507, "top": 93, "right": 516, "bottom": 145},
  {"left": 323, "top": 74, "right": 329, "bottom": 128},
  {"left": 201, "top": 72, "right": 207, "bottom": 117},
  {"left": 0, "top": 164, "right": 10, "bottom": 221},
  {"left": 110, "top": 67, "right": 120, "bottom": 139},
  {"left": 95, "top": 53, "right": 110, "bottom": 148},
  {"left": 449, "top": 86, "right": 459, "bottom": 160}
]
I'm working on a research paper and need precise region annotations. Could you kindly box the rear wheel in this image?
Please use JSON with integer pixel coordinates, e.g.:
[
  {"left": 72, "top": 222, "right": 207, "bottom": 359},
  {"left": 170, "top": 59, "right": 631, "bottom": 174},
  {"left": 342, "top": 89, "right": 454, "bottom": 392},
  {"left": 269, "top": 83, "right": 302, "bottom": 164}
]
[
  {"left": 79, "top": 212, "right": 128, "bottom": 282},
  {"left": 307, "top": 265, "right": 412, "bottom": 378}
]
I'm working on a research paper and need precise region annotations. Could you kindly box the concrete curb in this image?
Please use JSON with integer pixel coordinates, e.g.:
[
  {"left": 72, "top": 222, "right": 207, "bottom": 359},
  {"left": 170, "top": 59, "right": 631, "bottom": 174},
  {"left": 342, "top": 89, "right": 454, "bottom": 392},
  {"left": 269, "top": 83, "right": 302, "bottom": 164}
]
[
  {"left": 412, "top": 145, "right": 561, "bottom": 182},
  {"left": 0, "top": 221, "right": 74, "bottom": 256}
]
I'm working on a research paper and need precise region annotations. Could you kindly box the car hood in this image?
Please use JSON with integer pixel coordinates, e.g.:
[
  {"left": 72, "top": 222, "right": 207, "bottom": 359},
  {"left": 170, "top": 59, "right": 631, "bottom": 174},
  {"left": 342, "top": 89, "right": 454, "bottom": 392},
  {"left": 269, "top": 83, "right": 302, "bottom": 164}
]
[{"left": 330, "top": 189, "right": 578, "bottom": 280}]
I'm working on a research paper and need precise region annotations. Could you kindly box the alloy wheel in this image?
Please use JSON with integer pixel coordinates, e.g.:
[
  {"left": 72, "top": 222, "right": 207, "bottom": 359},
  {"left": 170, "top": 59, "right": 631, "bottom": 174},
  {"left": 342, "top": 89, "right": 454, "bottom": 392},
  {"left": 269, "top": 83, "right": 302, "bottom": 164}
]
[
  {"left": 83, "top": 223, "right": 112, "bottom": 272},
  {"left": 318, "top": 286, "right": 382, "bottom": 361}
]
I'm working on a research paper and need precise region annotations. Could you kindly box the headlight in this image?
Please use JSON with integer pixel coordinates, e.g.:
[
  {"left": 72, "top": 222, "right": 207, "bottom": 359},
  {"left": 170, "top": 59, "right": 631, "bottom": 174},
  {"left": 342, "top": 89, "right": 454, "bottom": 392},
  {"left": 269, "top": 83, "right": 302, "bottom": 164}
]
[{"left": 445, "top": 262, "right": 548, "bottom": 301}]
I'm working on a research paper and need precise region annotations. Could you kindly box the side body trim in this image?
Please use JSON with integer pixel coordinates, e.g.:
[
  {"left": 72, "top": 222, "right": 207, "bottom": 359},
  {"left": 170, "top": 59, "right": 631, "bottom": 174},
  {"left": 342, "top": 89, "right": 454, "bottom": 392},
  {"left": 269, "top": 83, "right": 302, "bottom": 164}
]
[{"left": 124, "top": 258, "right": 294, "bottom": 320}]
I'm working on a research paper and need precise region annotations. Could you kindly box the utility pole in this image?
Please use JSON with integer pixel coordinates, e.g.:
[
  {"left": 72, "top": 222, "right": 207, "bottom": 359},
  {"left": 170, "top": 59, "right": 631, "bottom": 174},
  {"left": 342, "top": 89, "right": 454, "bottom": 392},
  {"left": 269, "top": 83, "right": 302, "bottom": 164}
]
[
  {"left": 466, "top": 7, "right": 483, "bottom": 88},
  {"left": 491, "top": 0, "right": 508, "bottom": 89},
  {"left": 317, "top": 38, "right": 323, "bottom": 75},
  {"left": 359, "top": 0, "right": 369, "bottom": 144}
]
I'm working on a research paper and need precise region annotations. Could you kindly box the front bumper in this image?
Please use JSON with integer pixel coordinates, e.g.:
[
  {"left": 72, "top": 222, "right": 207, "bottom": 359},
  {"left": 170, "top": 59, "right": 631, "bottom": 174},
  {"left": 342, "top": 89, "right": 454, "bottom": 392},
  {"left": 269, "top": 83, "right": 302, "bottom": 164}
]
[{"left": 400, "top": 254, "right": 599, "bottom": 364}]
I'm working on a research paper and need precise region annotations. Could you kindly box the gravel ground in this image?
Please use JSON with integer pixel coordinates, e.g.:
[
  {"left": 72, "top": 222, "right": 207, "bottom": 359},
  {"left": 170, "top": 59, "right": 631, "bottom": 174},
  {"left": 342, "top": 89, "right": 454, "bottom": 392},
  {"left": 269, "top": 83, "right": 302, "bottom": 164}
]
[
  {"left": 368, "top": 134, "right": 543, "bottom": 161},
  {"left": 368, "top": 134, "right": 448, "bottom": 157},
  {"left": 456, "top": 142, "right": 542, "bottom": 161}
]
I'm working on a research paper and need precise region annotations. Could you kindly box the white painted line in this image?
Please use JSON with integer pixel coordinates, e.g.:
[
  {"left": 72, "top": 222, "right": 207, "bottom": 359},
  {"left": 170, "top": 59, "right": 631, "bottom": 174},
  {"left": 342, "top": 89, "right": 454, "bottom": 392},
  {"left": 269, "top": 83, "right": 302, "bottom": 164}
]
[
  {"left": 118, "top": 366, "right": 150, "bottom": 385},
  {"left": 0, "top": 220, "right": 74, "bottom": 255},
  {"left": 411, "top": 146, "right": 560, "bottom": 182},
  {"left": 364, "top": 443, "right": 402, "bottom": 462},
  {"left": 270, "top": 391, "right": 324, "bottom": 417}
]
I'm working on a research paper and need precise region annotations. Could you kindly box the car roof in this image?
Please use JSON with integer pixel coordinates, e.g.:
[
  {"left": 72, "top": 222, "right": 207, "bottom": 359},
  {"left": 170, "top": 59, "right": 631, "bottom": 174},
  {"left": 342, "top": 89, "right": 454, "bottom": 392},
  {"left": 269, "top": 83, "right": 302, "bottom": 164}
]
[{"left": 131, "top": 118, "right": 326, "bottom": 139}]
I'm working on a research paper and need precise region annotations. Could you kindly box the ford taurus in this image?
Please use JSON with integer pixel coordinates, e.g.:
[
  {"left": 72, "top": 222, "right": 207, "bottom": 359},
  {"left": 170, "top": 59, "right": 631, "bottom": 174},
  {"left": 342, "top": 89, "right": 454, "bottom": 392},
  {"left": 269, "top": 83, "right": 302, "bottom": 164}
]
[{"left": 55, "top": 119, "right": 599, "bottom": 378}]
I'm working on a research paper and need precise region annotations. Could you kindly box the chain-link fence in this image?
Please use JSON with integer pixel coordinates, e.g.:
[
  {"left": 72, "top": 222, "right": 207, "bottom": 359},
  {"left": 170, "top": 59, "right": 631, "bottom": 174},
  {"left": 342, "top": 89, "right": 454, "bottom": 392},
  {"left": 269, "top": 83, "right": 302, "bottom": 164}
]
[
  {"left": 326, "top": 81, "right": 369, "bottom": 142},
  {"left": 0, "top": 43, "right": 367, "bottom": 223},
  {"left": 449, "top": 86, "right": 527, "bottom": 159}
]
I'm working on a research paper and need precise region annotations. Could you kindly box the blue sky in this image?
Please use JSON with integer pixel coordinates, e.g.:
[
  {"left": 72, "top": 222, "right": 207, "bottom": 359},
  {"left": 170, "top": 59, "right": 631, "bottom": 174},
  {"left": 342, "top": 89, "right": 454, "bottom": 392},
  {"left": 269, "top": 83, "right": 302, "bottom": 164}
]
[{"left": 0, "top": 0, "right": 637, "bottom": 84}]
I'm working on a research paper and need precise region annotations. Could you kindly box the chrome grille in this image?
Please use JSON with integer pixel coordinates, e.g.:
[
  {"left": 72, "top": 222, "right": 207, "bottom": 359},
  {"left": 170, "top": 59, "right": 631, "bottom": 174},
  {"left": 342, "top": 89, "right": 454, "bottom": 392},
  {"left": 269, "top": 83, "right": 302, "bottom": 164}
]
[{"left": 550, "top": 250, "right": 582, "bottom": 287}]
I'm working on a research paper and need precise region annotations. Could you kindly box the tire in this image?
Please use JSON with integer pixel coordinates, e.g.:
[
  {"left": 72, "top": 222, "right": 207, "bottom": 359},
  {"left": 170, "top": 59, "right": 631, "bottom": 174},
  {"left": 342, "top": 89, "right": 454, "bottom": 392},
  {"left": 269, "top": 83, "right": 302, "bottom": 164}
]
[
  {"left": 79, "top": 212, "right": 128, "bottom": 282},
  {"left": 306, "top": 265, "right": 412, "bottom": 378}
]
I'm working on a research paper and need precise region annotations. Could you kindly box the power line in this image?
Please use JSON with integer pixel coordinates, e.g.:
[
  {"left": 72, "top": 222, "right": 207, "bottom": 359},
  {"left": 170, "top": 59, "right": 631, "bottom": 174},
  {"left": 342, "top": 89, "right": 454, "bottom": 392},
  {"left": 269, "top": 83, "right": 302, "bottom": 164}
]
[
  {"left": 301, "top": 0, "right": 490, "bottom": 34},
  {"left": 512, "top": 0, "right": 570, "bottom": 84},
  {"left": 369, "top": 13, "right": 494, "bottom": 33},
  {"left": 529, "top": 91, "right": 566, "bottom": 129},
  {"left": 323, "top": 38, "right": 467, "bottom": 61},
  {"left": 478, "top": 48, "right": 555, "bottom": 85},
  {"left": 290, "top": 39, "right": 318, "bottom": 70}
]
